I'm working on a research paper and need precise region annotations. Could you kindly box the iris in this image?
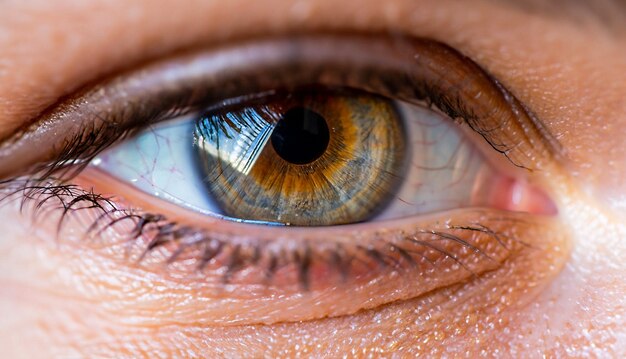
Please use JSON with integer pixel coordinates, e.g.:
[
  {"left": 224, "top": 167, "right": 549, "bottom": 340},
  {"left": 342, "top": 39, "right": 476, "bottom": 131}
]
[{"left": 194, "top": 89, "right": 406, "bottom": 226}]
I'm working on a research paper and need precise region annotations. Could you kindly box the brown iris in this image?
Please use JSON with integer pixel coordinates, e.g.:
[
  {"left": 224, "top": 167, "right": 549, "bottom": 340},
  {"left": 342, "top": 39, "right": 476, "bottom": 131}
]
[{"left": 194, "top": 88, "right": 406, "bottom": 226}]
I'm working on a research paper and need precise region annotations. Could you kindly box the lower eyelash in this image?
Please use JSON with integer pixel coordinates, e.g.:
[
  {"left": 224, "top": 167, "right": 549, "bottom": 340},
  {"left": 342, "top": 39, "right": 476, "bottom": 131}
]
[{"left": 0, "top": 176, "right": 529, "bottom": 290}]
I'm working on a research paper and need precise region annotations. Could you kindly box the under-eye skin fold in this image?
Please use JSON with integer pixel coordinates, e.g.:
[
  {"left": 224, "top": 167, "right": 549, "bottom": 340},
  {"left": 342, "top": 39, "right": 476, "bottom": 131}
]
[{"left": 0, "top": 34, "right": 561, "bottom": 316}]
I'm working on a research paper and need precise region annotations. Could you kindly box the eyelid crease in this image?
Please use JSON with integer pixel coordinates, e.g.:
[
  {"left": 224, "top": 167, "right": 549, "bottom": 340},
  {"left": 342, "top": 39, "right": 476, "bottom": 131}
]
[{"left": 0, "top": 33, "right": 562, "bottom": 183}]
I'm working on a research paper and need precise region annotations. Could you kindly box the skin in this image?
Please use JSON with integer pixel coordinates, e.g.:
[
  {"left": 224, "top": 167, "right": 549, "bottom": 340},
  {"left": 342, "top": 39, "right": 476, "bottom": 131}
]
[{"left": 0, "top": 0, "right": 625, "bottom": 357}]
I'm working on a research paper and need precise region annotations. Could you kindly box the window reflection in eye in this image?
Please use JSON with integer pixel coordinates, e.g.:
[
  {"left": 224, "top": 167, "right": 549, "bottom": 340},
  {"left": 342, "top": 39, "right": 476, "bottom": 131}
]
[{"left": 0, "top": 34, "right": 560, "bottom": 321}]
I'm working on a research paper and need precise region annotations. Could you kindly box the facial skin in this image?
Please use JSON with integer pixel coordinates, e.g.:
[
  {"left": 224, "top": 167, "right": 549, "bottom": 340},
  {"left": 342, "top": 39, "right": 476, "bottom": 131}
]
[{"left": 0, "top": 0, "right": 625, "bottom": 357}]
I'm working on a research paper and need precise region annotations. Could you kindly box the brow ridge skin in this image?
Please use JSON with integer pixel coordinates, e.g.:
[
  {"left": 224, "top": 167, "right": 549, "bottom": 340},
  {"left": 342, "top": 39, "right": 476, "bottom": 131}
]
[
  {"left": 0, "top": 0, "right": 622, "bottom": 141},
  {"left": 496, "top": 0, "right": 626, "bottom": 31}
]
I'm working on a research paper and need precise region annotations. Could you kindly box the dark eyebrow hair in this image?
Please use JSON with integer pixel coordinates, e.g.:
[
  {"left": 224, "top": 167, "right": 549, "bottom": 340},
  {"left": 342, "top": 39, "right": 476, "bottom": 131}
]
[{"left": 496, "top": 0, "right": 626, "bottom": 32}]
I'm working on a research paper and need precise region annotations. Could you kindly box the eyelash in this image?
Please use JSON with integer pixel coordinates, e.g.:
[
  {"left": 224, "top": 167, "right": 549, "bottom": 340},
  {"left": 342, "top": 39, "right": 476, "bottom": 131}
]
[
  {"left": 1, "top": 178, "right": 527, "bottom": 290},
  {"left": 0, "top": 34, "right": 552, "bottom": 290}
]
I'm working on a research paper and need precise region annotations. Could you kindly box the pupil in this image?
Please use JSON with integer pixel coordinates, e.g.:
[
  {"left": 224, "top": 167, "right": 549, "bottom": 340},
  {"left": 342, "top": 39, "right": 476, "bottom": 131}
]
[{"left": 271, "top": 107, "right": 330, "bottom": 165}]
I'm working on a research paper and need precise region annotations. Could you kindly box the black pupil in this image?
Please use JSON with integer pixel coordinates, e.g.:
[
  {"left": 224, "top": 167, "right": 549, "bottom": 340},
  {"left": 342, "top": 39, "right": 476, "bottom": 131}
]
[{"left": 271, "top": 107, "right": 330, "bottom": 165}]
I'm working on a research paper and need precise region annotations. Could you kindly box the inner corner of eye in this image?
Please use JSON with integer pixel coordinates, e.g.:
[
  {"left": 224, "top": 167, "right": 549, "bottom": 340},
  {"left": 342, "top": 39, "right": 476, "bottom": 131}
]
[{"left": 86, "top": 86, "right": 556, "bottom": 227}]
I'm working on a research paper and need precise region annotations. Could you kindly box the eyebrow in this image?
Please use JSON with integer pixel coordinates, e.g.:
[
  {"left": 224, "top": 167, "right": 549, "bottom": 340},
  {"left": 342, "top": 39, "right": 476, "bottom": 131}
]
[{"left": 499, "top": 0, "right": 626, "bottom": 31}]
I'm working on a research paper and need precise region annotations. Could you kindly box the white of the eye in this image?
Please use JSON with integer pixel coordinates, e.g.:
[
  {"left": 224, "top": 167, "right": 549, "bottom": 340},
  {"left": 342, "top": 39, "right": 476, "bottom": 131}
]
[
  {"left": 93, "top": 114, "right": 224, "bottom": 216},
  {"left": 373, "top": 103, "right": 488, "bottom": 221}
]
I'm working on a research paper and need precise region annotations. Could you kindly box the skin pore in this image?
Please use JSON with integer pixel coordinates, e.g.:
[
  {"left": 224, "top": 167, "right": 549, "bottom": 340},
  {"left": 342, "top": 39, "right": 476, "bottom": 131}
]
[{"left": 0, "top": 0, "right": 625, "bottom": 357}]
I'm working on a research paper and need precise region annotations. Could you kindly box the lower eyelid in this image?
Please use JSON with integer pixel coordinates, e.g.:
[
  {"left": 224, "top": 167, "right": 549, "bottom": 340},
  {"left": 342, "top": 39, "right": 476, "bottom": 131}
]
[
  {"left": 11, "top": 178, "right": 568, "bottom": 325},
  {"left": 3, "top": 170, "right": 547, "bottom": 324}
]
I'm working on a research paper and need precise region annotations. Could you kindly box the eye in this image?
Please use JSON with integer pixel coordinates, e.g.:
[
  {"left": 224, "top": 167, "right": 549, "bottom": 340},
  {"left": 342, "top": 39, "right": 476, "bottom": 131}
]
[
  {"left": 93, "top": 86, "right": 507, "bottom": 226},
  {"left": 0, "top": 34, "right": 561, "bottom": 323}
]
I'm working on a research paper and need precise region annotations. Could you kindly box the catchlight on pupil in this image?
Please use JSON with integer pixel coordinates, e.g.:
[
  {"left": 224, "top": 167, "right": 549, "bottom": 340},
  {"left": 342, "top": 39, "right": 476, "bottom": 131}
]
[{"left": 193, "top": 89, "right": 407, "bottom": 226}]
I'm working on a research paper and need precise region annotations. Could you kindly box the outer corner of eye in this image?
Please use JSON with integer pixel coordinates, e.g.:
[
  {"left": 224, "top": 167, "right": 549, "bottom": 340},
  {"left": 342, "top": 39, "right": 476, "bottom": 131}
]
[{"left": 6, "top": 34, "right": 563, "bottom": 324}]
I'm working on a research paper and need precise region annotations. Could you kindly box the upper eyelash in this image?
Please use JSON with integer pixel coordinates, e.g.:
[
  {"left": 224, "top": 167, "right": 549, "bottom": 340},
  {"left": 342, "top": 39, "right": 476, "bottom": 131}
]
[{"left": 0, "top": 33, "right": 562, "bottom": 182}]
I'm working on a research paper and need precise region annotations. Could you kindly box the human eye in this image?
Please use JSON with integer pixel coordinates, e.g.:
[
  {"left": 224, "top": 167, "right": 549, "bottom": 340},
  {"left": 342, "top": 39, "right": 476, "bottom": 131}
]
[
  {"left": 89, "top": 38, "right": 553, "bottom": 226},
  {"left": 0, "top": 33, "right": 565, "bottom": 328}
]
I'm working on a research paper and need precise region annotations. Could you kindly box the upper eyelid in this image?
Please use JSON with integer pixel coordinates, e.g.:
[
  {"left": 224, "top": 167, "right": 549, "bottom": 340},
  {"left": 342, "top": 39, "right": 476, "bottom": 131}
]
[{"left": 0, "top": 33, "right": 561, "bottom": 182}]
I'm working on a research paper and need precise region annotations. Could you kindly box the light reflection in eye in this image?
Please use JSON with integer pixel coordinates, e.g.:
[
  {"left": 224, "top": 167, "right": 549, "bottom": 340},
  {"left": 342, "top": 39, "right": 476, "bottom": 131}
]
[{"left": 93, "top": 87, "right": 503, "bottom": 226}]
